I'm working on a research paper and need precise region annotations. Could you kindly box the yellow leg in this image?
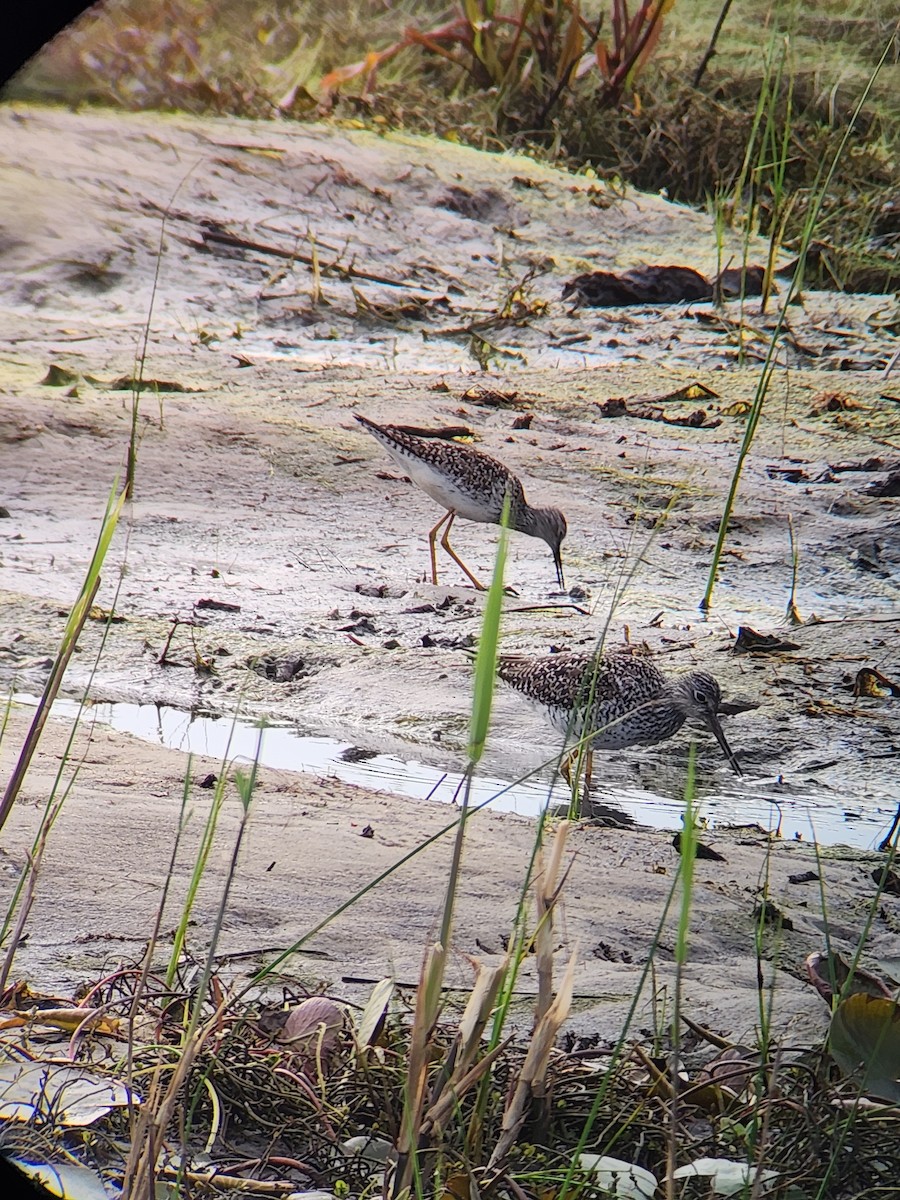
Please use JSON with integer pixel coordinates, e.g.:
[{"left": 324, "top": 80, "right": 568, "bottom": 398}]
[
  {"left": 560, "top": 747, "right": 576, "bottom": 787},
  {"left": 560, "top": 745, "right": 594, "bottom": 816},
  {"left": 428, "top": 510, "right": 453, "bottom": 585},
  {"left": 578, "top": 746, "right": 594, "bottom": 818},
  {"left": 440, "top": 512, "right": 486, "bottom": 591}
]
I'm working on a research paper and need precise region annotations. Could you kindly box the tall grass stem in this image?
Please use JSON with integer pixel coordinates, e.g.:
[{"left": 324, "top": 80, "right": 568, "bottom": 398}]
[{"left": 701, "top": 44, "right": 891, "bottom": 609}]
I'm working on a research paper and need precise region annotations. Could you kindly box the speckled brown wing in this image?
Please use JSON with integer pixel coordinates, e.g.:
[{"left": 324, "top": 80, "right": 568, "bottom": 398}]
[
  {"left": 496, "top": 653, "right": 666, "bottom": 712},
  {"left": 495, "top": 653, "right": 607, "bottom": 709},
  {"left": 594, "top": 655, "right": 668, "bottom": 707},
  {"left": 356, "top": 416, "right": 524, "bottom": 509}
]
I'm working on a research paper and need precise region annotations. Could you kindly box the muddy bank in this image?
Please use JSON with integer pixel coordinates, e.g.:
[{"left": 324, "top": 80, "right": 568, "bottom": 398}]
[
  {"left": 0, "top": 103, "right": 898, "bottom": 1021},
  {"left": 1, "top": 360, "right": 897, "bottom": 845},
  {"left": 3, "top": 710, "right": 897, "bottom": 1042}
]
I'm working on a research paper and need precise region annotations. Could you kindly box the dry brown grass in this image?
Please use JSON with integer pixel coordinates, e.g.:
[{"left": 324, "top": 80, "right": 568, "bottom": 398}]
[{"left": 4, "top": 960, "right": 900, "bottom": 1198}]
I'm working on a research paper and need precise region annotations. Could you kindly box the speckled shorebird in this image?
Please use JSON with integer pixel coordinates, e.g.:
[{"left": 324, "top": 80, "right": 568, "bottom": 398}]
[
  {"left": 355, "top": 414, "right": 567, "bottom": 590},
  {"left": 495, "top": 651, "right": 742, "bottom": 779}
]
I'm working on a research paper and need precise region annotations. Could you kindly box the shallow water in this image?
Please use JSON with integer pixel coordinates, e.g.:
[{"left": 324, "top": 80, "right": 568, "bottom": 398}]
[{"left": 16, "top": 695, "right": 894, "bottom": 849}]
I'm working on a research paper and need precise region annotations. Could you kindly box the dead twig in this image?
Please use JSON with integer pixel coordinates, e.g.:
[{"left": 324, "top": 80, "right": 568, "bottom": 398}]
[
  {"left": 693, "top": 0, "right": 737, "bottom": 89},
  {"left": 199, "top": 229, "right": 435, "bottom": 292},
  {"left": 391, "top": 424, "right": 474, "bottom": 440}
]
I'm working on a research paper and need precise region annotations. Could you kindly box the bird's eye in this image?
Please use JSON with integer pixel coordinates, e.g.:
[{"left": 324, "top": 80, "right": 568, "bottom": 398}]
[{"left": 692, "top": 688, "right": 708, "bottom": 705}]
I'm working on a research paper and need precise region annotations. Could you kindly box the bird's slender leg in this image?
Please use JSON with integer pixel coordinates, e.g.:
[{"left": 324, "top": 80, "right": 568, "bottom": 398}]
[
  {"left": 561, "top": 745, "right": 588, "bottom": 790},
  {"left": 578, "top": 745, "right": 594, "bottom": 819},
  {"left": 439, "top": 512, "right": 486, "bottom": 591},
  {"left": 560, "top": 743, "right": 594, "bottom": 816},
  {"left": 428, "top": 510, "right": 453, "bottom": 585},
  {"left": 558, "top": 749, "right": 583, "bottom": 814}
]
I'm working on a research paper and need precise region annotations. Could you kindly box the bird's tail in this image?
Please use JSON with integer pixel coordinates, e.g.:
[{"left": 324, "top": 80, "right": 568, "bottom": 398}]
[{"left": 354, "top": 413, "right": 380, "bottom": 434}]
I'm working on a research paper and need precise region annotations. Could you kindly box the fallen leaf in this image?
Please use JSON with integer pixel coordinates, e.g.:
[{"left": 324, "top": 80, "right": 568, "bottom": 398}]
[
  {"left": 671, "top": 1157, "right": 777, "bottom": 1196},
  {"left": 830, "top": 993, "right": 900, "bottom": 1102},
  {"left": 754, "top": 899, "right": 794, "bottom": 931},
  {"left": 0, "top": 1061, "right": 138, "bottom": 1125},
  {"left": 0, "top": 1007, "right": 119, "bottom": 1036},
  {"left": 41, "top": 364, "right": 80, "bottom": 386},
  {"left": 10, "top": 1158, "right": 109, "bottom": 1200},
  {"left": 809, "top": 391, "right": 868, "bottom": 415},
  {"left": 579, "top": 1154, "right": 657, "bottom": 1198},
  {"left": 873, "top": 866, "right": 900, "bottom": 897},
  {"left": 733, "top": 627, "right": 801, "bottom": 654},
  {"left": 719, "top": 400, "right": 751, "bottom": 417},
  {"left": 276, "top": 996, "right": 345, "bottom": 1058},
  {"left": 355, "top": 978, "right": 394, "bottom": 1049},
  {"left": 854, "top": 667, "right": 900, "bottom": 698},
  {"left": 88, "top": 605, "right": 124, "bottom": 623},
  {"left": 659, "top": 382, "right": 719, "bottom": 402}
]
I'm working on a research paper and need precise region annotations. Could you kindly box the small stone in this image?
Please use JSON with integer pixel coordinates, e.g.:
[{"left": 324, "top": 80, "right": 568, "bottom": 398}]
[{"left": 788, "top": 870, "right": 819, "bottom": 885}]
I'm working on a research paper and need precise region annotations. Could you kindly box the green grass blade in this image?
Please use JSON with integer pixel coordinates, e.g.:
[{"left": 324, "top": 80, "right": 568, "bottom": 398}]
[
  {"left": 0, "top": 481, "right": 126, "bottom": 834},
  {"left": 701, "top": 44, "right": 891, "bottom": 609},
  {"left": 165, "top": 718, "right": 261, "bottom": 987},
  {"left": 467, "top": 495, "right": 509, "bottom": 764}
]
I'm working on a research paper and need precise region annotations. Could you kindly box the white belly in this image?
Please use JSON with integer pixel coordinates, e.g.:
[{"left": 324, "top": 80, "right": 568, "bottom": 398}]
[{"left": 395, "top": 452, "right": 498, "bottom": 524}]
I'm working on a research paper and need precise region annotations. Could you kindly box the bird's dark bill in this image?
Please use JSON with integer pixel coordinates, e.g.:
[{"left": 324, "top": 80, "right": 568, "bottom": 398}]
[
  {"left": 554, "top": 548, "right": 565, "bottom": 589},
  {"left": 706, "top": 712, "right": 742, "bottom": 775}
]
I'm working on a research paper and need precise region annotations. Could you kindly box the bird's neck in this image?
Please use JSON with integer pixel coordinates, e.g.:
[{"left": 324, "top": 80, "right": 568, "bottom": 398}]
[
  {"left": 513, "top": 503, "right": 543, "bottom": 538},
  {"left": 644, "top": 699, "right": 687, "bottom": 741}
]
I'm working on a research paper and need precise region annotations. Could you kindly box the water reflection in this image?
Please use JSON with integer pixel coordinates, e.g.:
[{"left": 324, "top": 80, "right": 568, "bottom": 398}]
[{"left": 12, "top": 694, "right": 893, "bottom": 849}]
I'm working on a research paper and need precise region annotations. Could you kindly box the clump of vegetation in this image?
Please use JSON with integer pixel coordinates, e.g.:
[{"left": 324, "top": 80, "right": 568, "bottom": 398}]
[
  {"left": 316, "top": 0, "right": 670, "bottom": 121},
  {"left": 5, "top": 951, "right": 900, "bottom": 1198}
]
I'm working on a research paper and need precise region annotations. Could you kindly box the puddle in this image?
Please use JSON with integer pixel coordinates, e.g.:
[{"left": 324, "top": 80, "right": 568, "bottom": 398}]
[{"left": 14, "top": 695, "right": 894, "bottom": 849}]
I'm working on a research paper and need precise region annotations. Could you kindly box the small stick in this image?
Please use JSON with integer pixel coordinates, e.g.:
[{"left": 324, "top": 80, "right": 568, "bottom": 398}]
[
  {"left": 693, "top": 0, "right": 736, "bottom": 89},
  {"left": 157, "top": 618, "right": 182, "bottom": 666},
  {"left": 391, "top": 424, "right": 474, "bottom": 440},
  {"left": 200, "top": 228, "right": 433, "bottom": 291},
  {"left": 504, "top": 602, "right": 592, "bottom": 617},
  {"left": 786, "top": 515, "right": 803, "bottom": 625},
  {"left": 445, "top": 602, "right": 590, "bottom": 622}
]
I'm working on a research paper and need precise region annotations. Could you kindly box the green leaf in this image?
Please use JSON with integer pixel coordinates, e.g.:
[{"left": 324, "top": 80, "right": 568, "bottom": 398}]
[{"left": 467, "top": 497, "right": 508, "bottom": 763}]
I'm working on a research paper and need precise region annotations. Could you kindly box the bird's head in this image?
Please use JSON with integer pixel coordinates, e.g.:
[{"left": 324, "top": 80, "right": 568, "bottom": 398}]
[
  {"left": 535, "top": 507, "right": 567, "bottom": 588},
  {"left": 674, "top": 671, "right": 742, "bottom": 775}
]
